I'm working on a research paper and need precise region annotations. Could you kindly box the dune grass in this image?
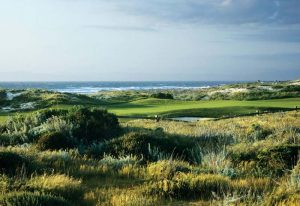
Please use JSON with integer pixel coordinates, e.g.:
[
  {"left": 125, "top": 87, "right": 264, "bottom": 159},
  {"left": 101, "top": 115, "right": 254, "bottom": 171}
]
[{"left": 1, "top": 110, "right": 299, "bottom": 205}]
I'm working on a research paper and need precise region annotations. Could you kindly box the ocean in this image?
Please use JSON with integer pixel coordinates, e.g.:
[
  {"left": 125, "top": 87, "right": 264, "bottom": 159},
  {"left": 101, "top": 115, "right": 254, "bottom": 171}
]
[{"left": 0, "top": 81, "right": 237, "bottom": 94}]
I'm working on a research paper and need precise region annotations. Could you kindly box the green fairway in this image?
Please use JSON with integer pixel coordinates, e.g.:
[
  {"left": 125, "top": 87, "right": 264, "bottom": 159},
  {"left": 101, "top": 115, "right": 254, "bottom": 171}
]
[
  {"left": 0, "top": 115, "right": 7, "bottom": 123},
  {"left": 107, "top": 97, "right": 300, "bottom": 117},
  {"left": 0, "top": 98, "right": 299, "bottom": 121}
]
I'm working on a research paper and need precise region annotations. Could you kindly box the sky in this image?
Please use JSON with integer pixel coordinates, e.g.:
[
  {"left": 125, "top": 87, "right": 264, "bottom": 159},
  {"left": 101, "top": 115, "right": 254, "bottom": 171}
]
[{"left": 0, "top": 0, "right": 300, "bottom": 81}]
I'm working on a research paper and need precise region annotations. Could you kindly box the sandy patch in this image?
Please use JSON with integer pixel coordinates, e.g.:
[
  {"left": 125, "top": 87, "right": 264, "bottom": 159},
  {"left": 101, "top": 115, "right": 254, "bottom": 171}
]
[
  {"left": 209, "top": 88, "right": 249, "bottom": 95},
  {"left": 258, "top": 86, "right": 275, "bottom": 91},
  {"left": 290, "top": 81, "right": 300, "bottom": 86},
  {"left": 20, "top": 102, "right": 36, "bottom": 110},
  {"left": 1, "top": 106, "right": 15, "bottom": 112},
  {"left": 6, "top": 92, "right": 22, "bottom": 100}
]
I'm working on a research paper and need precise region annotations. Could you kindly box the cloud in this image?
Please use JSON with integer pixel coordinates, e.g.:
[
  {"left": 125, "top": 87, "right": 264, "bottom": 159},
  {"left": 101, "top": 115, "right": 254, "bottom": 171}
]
[
  {"left": 241, "top": 29, "right": 300, "bottom": 42},
  {"left": 83, "top": 25, "right": 157, "bottom": 32},
  {"left": 113, "top": 0, "right": 300, "bottom": 25}
]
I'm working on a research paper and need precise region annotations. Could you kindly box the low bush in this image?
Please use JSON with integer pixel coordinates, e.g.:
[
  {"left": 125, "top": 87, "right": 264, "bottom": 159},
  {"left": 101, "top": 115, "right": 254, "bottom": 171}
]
[
  {"left": 0, "top": 90, "right": 6, "bottom": 102},
  {"left": 0, "top": 174, "right": 9, "bottom": 194},
  {"left": 105, "top": 132, "right": 196, "bottom": 161},
  {"left": 1, "top": 107, "right": 120, "bottom": 146},
  {"left": 79, "top": 155, "right": 145, "bottom": 178},
  {"left": 105, "top": 132, "right": 156, "bottom": 159},
  {"left": 67, "top": 107, "right": 121, "bottom": 143},
  {"left": 258, "top": 145, "right": 300, "bottom": 176},
  {"left": 0, "top": 133, "right": 28, "bottom": 146},
  {"left": 231, "top": 178, "right": 273, "bottom": 196},
  {"left": 265, "top": 159, "right": 300, "bottom": 205},
  {"left": 265, "top": 183, "right": 300, "bottom": 205},
  {"left": 37, "top": 132, "right": 76, "bottom": 150},
  {"left": 26, "top": 174, "right": 83, "bottom": 200},
  {"left": 0, "top": 151, "right": 29, "bottom": 175},
  {"left": 85, "top": 186, "right": 161, "bottom": 206},
  {"left": 98, "top": 155, "right": 140, "bottom": 171},
  {"left": 37, "top": 109, "right": 68, "bottom": 122},
  {"left": 230, "top": 144, "right": 300, "bottom": 177},
  {"left": 195, "top": 133, "right": 235, "bottom": 153},
  {"left": 230, "top": 144, "right": 258, "bottom": 164},
  {"left": 148, "top": 173, "right": 231, "bottom": 199},
  {"left": 147, "top": 160, "right": 191, "bottom": 180},
  {"left": 33, "top": 149, "right": 77, "bottom": 174},
  {"left": 281, "top": 85, "right": 300, "bottom": 92},
  {"left": 0, "top": 192, "right": 71, "bottom": 206},
  {"left": 84, "top": 142, "right": 106, "bottom": 158},
  {"left": 151, "top": 92, "right": 173, "bottom": 99},
  {"left": 40, "top": 116, "right": 74, "bottom": 136},
  {"left": 250, "top": 124, "right": 272, "bottom": 141}
]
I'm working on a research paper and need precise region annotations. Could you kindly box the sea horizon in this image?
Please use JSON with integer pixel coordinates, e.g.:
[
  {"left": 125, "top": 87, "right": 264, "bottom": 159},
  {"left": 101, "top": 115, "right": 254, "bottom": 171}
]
[{"left": 0, "top": 81, "right": 246, "bottom": 94}]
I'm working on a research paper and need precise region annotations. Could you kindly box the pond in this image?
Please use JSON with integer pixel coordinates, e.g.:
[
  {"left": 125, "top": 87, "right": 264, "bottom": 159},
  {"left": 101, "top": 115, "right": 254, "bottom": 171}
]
[{"left": 168, "top": 117, "right": 213, "bottom": 122}]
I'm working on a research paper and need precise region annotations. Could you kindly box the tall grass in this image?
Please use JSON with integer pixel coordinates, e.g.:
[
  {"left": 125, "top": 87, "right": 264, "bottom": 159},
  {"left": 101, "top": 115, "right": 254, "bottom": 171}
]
[{"left": 0, "top": 111, "right": 299, "bottom": 205}]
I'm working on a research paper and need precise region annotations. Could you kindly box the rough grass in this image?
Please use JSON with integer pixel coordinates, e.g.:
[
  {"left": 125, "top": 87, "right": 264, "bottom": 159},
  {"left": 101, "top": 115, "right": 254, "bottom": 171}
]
[{"left": 0, "top": 109, "right": 299, "bottom": 205}]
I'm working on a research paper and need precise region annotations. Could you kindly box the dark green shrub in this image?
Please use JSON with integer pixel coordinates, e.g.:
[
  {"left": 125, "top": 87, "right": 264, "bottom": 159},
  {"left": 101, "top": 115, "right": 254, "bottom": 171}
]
[
  {"left": 0, "top": 124, "right": 6, "bottom": 134},
  {"left": 230, "top": 147, "right": 257, "bottom": 164},
  {"left": 157, "top": 135, "right": 196, "bottom": 161},
  {"left": 84, "top": 142, "right": 106, "bottom": 158},
  {"left": 36, "top": 109, "right": 68, "bottom": 122},
  {"left": 104, "top": 132, "right": 195, "bottom": 161},
  {"left": 0, "top": 133, "right": 27, "bottom": 146},
  {"left": 0, "top": 151, "right": 29, "bottom": 175},
  {"left": 26, "top": 174, "right": 83, "bottom": 201},
  {"left": 148, "top": 173, "right": 231, "bottom": 199},
  {"left": 67, "top": 107, "right": 120, "bottom": 143},
  {"left": 195, "top": 133, "right": 235, "bottom": 153},
  {"left": 250, "top": 124, "right": 271, "bottom": 141},
  {"left": 230, "top": 144, "right": 300, "bottom": 177},
  {"left": 282, "top": 85, "right": 300, "bottom": 92},
  {"left": 209, "top": 92, "right": 229, "bottom": 100},
  {"left": 105, "top": 132, "right": 155, "bottom": 158},
  {"left": 257, "top": 145, "right": 300, "bottom": 176},
  {"left": 151, "top": 92, "right": 173, "bottom": 99},
  {"left": 231, "top": 178, "right": 273, "bottom": 197},
  {"left": 37, "top": 132, "right": 76, "bottom": 150},
  {"left": 0, "top": 192, "right": 71, "bottom": 206},
  {"left": 147, "top": 160, "right": 191, "bottom": 180},
  {"left": 0, "top": 90, "right": 6, "bottom": 102},
  {"left": 1, "top": 107, "right": 120, "bottom": 146}
]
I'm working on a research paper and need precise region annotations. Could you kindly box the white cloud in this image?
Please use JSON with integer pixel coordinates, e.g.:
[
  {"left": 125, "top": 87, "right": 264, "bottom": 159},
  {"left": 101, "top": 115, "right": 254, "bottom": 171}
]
[
  {"left": 0, "top": 0, "right": 299, "bottom": 81},
  {"left": 110, "top": 0, "right": 300, "bottom": 25},
  {"left": 221, "top": 0, "right": 233, "bottom": 6}
]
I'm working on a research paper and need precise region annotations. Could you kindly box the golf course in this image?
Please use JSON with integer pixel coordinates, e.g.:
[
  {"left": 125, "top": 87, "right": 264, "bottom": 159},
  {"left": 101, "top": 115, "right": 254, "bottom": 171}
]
[
  {"left": 107, "top": 97, "right": 300, "bottom": 117},
  {"left": 0, "top": 96, "right": 299, "bottom": 122},
  {"left": 1, "top": 80, "right": 300, "bottom": 206}
]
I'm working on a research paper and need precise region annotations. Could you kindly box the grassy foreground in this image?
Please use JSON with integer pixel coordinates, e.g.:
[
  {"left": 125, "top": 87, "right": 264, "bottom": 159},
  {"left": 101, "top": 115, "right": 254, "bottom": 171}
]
[{"left": 1, "top": 110, "right": 300, "bottom": 205}]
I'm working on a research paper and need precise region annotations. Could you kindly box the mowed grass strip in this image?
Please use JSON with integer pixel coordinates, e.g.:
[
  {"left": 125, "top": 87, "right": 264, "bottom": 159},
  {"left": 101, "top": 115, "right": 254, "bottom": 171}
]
[
  {"left": 107, "top": 98, "right": 300, "bottom": 117},
  {"left": 0, "top": 115, "right": 7, "bottom": 123},
  {"left": 0, "top": 98, "right": 299, "bottom": 121}
]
